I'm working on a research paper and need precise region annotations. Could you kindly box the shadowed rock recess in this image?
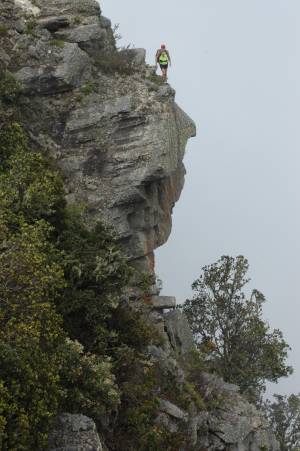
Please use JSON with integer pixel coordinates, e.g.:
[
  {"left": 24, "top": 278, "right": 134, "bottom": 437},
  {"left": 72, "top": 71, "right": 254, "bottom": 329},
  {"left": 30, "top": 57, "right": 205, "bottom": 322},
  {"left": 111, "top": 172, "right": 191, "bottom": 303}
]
[{"left": 2, "top": 0, "right": 279, "bottom": 449}]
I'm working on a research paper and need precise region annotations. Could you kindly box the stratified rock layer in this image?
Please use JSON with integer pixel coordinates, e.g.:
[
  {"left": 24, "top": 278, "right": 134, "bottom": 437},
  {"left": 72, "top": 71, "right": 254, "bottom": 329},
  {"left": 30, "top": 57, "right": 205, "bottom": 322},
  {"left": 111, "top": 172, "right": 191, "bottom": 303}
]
[{"left": 6, "top": 0, "right": 196, "bottom": 272}]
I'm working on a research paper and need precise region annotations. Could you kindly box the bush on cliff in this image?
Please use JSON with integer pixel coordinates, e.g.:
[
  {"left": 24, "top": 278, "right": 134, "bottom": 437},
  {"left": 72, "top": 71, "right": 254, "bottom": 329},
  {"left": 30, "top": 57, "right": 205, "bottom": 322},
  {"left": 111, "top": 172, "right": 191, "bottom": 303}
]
[{"left": 182, "top": 255, "right": 292, "bottom": 403}]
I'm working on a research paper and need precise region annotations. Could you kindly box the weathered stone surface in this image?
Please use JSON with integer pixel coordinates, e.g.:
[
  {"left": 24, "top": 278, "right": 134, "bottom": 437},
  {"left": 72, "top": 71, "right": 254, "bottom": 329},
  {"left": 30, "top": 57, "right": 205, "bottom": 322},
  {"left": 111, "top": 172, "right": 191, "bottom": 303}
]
[
  {"left": 15, "top": 43, "right": 90, "bottom": 94},
  {"left": 38, "top": 16, "right": 71, "bottom": 31},
  {"left": 159, "top": 399, "right": 188, "bottom": 421},
  {"left": 33, "top": 0, "right": 100, "bottom": 17},
  {"left": 99, "top": 16, "right": 111, "bottom": 29},
  {"left": 164, "top": 309, "right": 195, "bottom": 355},
  {"left": 191, "top": 373, "right": 280, "bottom": 451},
  {"left": 151, "top": 295, "right": 176, "bottom": 310},
  {"left": 119, "top": 48, "right": 146, "bottom": 66},
  {"left": 49, "top": 414, "right": 103, "bottom": 451},
  {"left": 7, "top": 0, "right": 195, "bottom": 272},
  {"left": 14, "top": 0, "right": 40, "bottom": 16},
  {"left": 55, "top": 24, "right": 107, "bottom": 56},
  {"left": 150, "top": 312, "right": 279, "bottom": 451}
]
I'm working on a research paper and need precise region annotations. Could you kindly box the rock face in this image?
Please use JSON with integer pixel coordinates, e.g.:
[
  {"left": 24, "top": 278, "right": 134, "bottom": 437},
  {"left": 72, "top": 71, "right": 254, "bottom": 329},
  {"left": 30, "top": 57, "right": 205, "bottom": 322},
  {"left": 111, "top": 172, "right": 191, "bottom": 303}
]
[
  {"left": 49, "top": 414, "right": 103, "bottom": 451},
  {"left": 1, "top": 1, "right": 279, "bottom": 449},
  {"left": 5, "top": 0, "right": 196, "bottom": 272},
  {"left": 152, "top": 311, "right": 280, "bottom": 451}
]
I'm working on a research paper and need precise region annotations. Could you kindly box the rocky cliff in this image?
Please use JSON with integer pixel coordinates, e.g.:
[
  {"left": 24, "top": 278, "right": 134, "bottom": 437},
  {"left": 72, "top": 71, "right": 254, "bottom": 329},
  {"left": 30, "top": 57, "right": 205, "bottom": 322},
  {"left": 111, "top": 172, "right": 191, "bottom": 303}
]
[{"left": 1, "top": 0, "right": 279, "bottom": 449}]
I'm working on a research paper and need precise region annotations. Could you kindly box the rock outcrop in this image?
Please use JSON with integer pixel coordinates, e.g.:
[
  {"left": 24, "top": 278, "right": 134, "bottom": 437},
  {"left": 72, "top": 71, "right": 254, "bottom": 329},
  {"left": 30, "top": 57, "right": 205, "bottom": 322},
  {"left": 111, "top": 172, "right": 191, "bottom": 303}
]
[
  {"left": 1, "top": 0, "right": 279, "bottom": 449},
  {"left": 151, "top": 311, "right": 280, "bottom": 451},
  {"left": 4, "top": 0, "right": 196, "bottom": 273},
  {"left": 49, "top": 414, "right": 103, "bottom": 451}
]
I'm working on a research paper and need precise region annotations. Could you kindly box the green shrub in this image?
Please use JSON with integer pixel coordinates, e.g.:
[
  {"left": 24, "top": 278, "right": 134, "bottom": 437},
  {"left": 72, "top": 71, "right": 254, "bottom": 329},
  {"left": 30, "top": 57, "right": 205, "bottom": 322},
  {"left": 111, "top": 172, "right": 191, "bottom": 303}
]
[
  {"left": 25, "top": 19, "right": 38, "bottom": 37},
  {"left": 73, "top": 16, "right": 81, "bottom": 25},
  {"left": 0, "top": 113, "right": 128, "bottom": 446},
  {"left": 0, "top": 222, "right": 66, "bottom": 450},
  {"left": 56, "top": 215, "right": 131, "bottom": 354},
  {"left": 0, "top": 25, "right": 8, "bottom": 37},
  {"left": 60, "top": 339, "right": 120, "bottom": 422},
  {"left": 80, "top": 82, "right": 97, "bottom": 95},
  {"left": 147, "top": 73, "right": 165, "bottom": 86},
  {"left": 0, "top": 71, "right": 21, "bottom": 105},
  {"left": 50, "top": 39, "right": 65, "bottom": 48}
]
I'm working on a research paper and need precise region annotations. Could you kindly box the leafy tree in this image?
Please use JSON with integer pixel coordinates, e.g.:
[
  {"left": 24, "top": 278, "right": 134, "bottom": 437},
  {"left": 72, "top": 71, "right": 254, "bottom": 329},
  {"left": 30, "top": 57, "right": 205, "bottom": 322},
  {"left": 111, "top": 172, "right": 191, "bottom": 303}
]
[
  {"left": 182, "top": 256, "right": 292, "bottom": 402},
  {"left": 264, "top": 394, "right": 300, "bottom": 451},
  {"left": 0, "top": 221, "right": 66, "bottom": 450}
]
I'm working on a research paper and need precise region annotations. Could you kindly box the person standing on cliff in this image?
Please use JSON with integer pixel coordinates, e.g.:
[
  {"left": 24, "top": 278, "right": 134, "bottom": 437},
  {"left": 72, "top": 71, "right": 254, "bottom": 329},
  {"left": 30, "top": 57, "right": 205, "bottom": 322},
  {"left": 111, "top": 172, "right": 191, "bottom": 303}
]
[{"left": 155, "top": 44, "right": 171, "bottom": 80}]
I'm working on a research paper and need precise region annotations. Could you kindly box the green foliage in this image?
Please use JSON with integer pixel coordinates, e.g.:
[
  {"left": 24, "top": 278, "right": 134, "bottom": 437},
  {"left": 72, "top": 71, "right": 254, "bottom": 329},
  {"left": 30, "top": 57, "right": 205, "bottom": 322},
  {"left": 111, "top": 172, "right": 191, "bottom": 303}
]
[
  {"left": 50, "top": 39, "right": 65, "bottom": 48},
  {"left": 0, "top": 123, "right": 27, "bottom": 167},
  {"left": 0, "top": 25, "right": 9, "bottom": 37},
  {"left": 0, "top": 71, "right": 22, "bottom": 105},
  {"left": 0, "top": 95, "right": 127, "bottom": 446},
  {"left": 112, "top": 356, "right": 186, "bottom": 451},
  {"left": 56, "top": 212, "right": 131, "bottom": 354},
  {"left": 80, "top": 82, "right": 97, "bottom": 95},
  {"left": 0, "top": 125, "right": 66, "bottom": 230},
  {"left": 182, "top": 256, "right": 292, "bottom": 403},
  {"left": 24, "top": 19, "right": 38, "bottom": 37},
  {"left": 147, "top": 73, "right": 165, "bottom": 87},
  {"left": 0, "top": 221, "right": 66, "bottom": 450},
  {"left": 264, "top": 393, "right": 300, "bottom": 451},
  {"left": 60, "top": 339, "right": 120, "bottom": 422},
  {"left": 73, "top": 16, "right": 81, "bottom": 25}
]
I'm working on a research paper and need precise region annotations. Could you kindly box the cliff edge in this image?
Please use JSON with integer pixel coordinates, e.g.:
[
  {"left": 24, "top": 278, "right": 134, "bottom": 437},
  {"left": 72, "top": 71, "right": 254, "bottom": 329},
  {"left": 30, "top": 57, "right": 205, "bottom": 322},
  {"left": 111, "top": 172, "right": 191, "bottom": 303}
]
[{"left": 0, "top": 0, "right": 279, "bottom": 450}]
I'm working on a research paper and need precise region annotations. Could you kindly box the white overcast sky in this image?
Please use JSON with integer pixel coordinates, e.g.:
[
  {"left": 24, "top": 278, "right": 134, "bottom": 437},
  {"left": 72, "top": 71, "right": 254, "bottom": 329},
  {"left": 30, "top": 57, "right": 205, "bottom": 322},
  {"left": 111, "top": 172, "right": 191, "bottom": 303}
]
[{"left": 100, "top": 0, "right": 300, "bottom": 397}]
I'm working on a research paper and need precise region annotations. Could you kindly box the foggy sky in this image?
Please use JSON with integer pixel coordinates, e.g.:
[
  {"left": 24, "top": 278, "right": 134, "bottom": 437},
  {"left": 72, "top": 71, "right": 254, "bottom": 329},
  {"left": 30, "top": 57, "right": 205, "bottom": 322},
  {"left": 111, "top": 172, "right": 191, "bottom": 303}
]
[{"left": 100, "top": 0, "right": 300, "bottom": 396}]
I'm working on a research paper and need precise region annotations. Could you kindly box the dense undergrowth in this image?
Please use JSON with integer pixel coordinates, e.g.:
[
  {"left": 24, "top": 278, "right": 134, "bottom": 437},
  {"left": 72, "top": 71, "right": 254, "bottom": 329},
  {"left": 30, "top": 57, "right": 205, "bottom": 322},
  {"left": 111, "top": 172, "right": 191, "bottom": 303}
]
[{"left": 0, "top": 70, "right": 202, "bottom": 451}]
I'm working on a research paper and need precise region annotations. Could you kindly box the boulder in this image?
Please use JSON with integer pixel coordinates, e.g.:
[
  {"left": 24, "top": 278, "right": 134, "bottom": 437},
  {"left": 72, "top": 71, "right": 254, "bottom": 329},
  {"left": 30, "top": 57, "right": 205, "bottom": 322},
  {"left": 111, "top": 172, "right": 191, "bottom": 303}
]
[
  {"left": 164, "top": 310, "right": 195, "bottom": 355},
  {"left": 151, "top": 295, "right": 176, "bottom": 310},
  {"left": 14, "top": 0, "right": 40, "bottom": 16},
  {"left": 15, "top": 43, "right": 90, "bottom": 94},
  {"left": 55, "top": 24, "right": 107, "bottom": 56},
  {"left": 33, "top": 0, "right": 100, "bottom": 17},
  {"left": 38, "top": 16, "right": 71, "bottom": 31},
  {"left": 49, "top": 414, "right": 103, "bottom": 451},
  {"left": 159, "top": 399, "right": 188, "bottom": 421}
]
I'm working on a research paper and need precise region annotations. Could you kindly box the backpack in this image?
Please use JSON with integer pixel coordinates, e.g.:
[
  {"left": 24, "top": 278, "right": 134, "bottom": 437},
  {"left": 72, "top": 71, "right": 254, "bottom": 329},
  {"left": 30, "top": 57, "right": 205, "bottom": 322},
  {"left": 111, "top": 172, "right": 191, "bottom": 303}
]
[{"left": 158, "top": 50, "right": 168, "bottom": 64}]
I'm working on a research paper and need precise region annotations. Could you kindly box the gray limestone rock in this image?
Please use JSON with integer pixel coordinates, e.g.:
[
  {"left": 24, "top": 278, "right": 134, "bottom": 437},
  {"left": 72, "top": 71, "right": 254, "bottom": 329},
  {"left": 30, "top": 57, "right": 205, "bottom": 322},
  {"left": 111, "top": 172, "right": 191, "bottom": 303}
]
[
  {"left": 164, "top": 310, "right": 195, "bottom": 355},
  {"left": 119, "top": 48, "right": 146, "bottom": 66},
  {"left": 38, "top": 16, "right": 71, "bottom": 31},
  {"left": 151, "top": 295, "right": 176, "bottom": 310},
  {"left": 33, "top": 0, "right": 100, "bottom": 17},
  {"left": 55, "top": 24, "right": 107, "bottom": 56},
  {"left": 48, "top": 414, "right": 103, "bottom": 451},
  {"left": 14, "top": 0, "right": 40, "bottom": 16},
  {"left": 99, "top": 16, "right": 111, "bottom": 29},
  {"left": 15, "top": 43, "right": 90, "bottom": 94},
  {"left": 159, "top": 399, "right": 188, "bottom": 421}
]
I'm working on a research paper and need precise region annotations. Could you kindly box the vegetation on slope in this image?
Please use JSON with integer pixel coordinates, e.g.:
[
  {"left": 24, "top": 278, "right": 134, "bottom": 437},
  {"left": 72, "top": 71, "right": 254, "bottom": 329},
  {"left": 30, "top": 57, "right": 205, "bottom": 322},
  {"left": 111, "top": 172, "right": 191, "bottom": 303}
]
[
  {"left": 0, "top": 70, "right": 196, "bottom": 451},
  {"left": 182, "top": 255, "right": 292, "bottom": 404}
]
